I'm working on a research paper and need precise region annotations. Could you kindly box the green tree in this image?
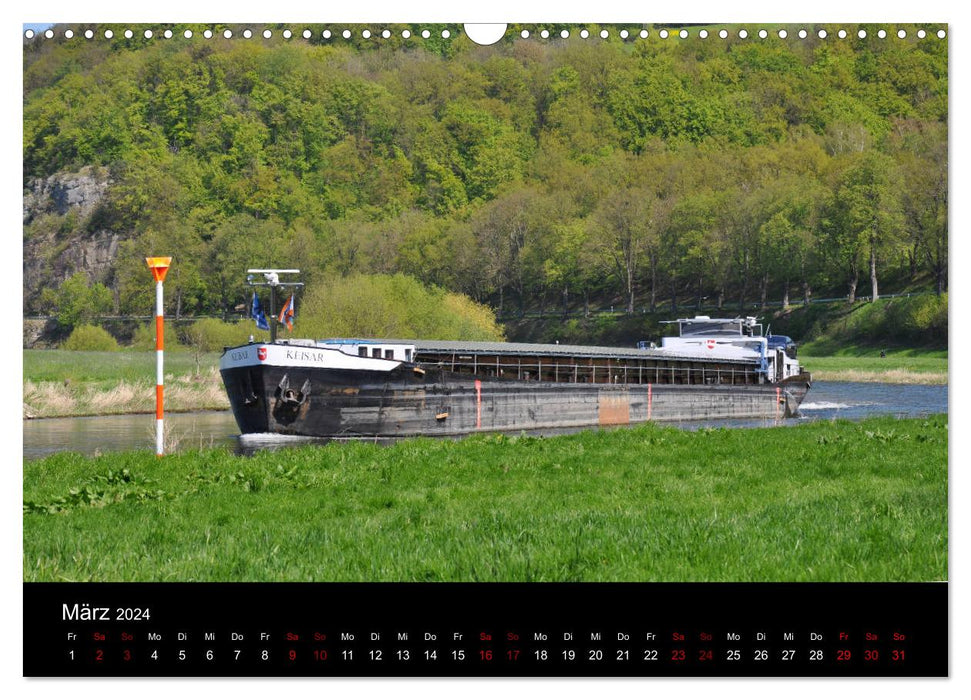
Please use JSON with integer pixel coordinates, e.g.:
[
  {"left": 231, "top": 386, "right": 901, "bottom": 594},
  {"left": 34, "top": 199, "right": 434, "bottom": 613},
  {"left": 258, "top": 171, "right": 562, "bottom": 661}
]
[
  {"left": 825, "top": 151, "right": 903, "bottom": 303},
  {"left": 48, "top": 273, "right": 114, "bottom": 330}
]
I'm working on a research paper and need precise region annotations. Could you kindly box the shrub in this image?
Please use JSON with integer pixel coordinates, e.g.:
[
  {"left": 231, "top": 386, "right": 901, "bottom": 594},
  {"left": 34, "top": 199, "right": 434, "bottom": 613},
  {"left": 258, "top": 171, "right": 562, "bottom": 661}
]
[
  {"left": 182, "top": 318, "right": 254, "bottom": 352},
  {"left": 299, "top": 273, "right": 505, "bottom": 341},
  {"left": 130, "top": 321, "right": 184, "bottom": 351},
  {"left": 62, "top": 325, "right": 119, "bottom": 351}
]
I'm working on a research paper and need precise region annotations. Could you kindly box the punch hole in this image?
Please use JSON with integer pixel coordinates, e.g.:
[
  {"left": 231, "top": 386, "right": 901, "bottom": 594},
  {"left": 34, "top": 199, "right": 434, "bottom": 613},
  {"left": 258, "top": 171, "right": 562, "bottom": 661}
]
[
  {"left": 203, "top": 30, "right": 213, "bottom": 39},
  {"left": 24, "top": 29, "right": 34, "bottom": 39},
  {"left": 641, "top": 29, "right": 649, "bottom": 39},
  {"left": 917, "top": 29, "right": 926, "bottom": 38},
  {"left": 838, "top": 30, "right": 847, "bottom": 38},
  {"left": 164, "top": 29, "right": 173, "bottom": 39},
  {"left": 937, "top": 30, "right": 946, "bottom": 38},
  {"left": 382, "top": 30, "right": 391, "bottom": 39},
  {"left": 45, "top": 29, "right": 54, "bottom": 38},
  {"left": 659, "top": 30, "right": 668, "bottom": 39},
  {"left": 322, "top": 30, "right": 331, "bottom": 39},
  {"left": 718, "top": 30, "right": 727, "bottom": 39},
  {"left": 778, "top": 29, "right": 787, "bottom": 38},
  {"left": 600, "top": 29, "right": 608, "bottom": 38},
  {"left": 798, "top": 29, "right": 807, "bottom": 39},
  {"left": 242, "top": 29, "right": 253, "bottom": 39},
  {"left": 402, "top": 30, "right": 411, "bottom": 38},
  {"left": 738, "top": 29, "right": 748, "bottom": 39},
  {"left": 560, "top": 29, "right": 569, "bottom": 39},
  {"left": 303, "top": 29, "right": 312, "bottom": 39},
  {"left": 283, "top": 29, "right": 292, "bottom": 39},
  {"left": 580, "top": 29, "right": 589, "bottom": 39},
  {"left": 858, "top": 29, "right": 866, "bottom": 38},
  {"left": 343, "top": 29, "right": 352, "bottom": 39},
  {"left": 223, "top": 29, "right": 232, "bottom": 39},
  {"left": 263, "top": 29, "right": 272, "bottom": 39},
  {"left": 65, "top": 29, "right": 74, "bottom": 39},
  {"left": 422, "top": 29, "right": 431, "bottom": 39},
  {"left": 619, "top": 29, "right": 628, "bottom": 39},
  {"left": 442, "top": 29, "right": 451, "bottom": 38},
  {"left": 144, "top": 30, "right": 153, "bottom": 39},
  {"left": 818, "top": 29, "right": 827, "bottom": 39},
  {"left": 541, "top": 29, "right": 550, "bottom": 39},
  {"left": 125, "top": 29, "right": 134, "bottom": 39},
  {"left": 679, "top": 30, "right": 688, "bottom": 39},
  {"left": 877, "top": 30, "right": 886, "bottom": 38},
  {"left": 758, "top": 29, "right": 767, "bottom": 39},
  {"left": 699, "top": 30, "right": 708, "bottom": 39},
  {"left": 521, "top": 30, "right": 530, "bottom": 38},
  {"left": 182, "top": 30, "right": 191, "bottom": 39},
  {"left": 105, "top": 29, "right": 114, "bottom": 38},
  {"left": 362, "top": 30, "right": 371, "bottom": 39},
  {"left": 897, "top": 30, "right": 906, "bottom": 39}
]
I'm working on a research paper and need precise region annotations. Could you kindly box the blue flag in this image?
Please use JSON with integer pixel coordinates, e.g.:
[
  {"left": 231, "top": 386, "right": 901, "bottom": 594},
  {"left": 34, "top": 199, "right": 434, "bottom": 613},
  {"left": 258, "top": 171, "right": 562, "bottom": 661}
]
[{"left": 251, "top": 292, "right": 269, "bottom": 331}]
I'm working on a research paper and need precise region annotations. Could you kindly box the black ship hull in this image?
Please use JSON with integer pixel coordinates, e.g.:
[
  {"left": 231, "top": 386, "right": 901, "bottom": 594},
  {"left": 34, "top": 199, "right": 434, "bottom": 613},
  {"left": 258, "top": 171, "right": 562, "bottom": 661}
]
[{"left": 221, "top": 361, "right": 811, "bottom": 439}]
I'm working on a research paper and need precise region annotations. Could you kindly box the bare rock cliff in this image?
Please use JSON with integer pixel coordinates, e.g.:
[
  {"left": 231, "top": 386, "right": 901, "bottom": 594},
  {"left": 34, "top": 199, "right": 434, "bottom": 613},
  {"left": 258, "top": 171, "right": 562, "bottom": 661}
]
[{"left": 23, "top": 167, "right": 121, "bottom": 311}]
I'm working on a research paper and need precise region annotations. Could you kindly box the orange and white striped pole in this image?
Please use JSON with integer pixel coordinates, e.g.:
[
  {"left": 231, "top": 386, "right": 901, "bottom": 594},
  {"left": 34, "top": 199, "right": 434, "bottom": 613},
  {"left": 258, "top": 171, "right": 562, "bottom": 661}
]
[{"left": 146, "top": 257, "right": 172, "bottom": 456}]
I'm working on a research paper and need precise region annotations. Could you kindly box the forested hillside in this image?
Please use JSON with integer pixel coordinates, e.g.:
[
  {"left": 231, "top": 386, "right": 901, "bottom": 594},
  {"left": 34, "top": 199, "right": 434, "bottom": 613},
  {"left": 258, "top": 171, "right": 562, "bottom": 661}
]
[{"left": 23, "top": 24, "right": 947, "bottom": 327}]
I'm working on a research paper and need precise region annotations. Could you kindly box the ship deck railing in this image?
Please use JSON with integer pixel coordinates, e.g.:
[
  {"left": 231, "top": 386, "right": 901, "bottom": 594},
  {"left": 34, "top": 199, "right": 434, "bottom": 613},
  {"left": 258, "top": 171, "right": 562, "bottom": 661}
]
[{"left": 415, "top": 354, "right": 765, "bottom": 386}]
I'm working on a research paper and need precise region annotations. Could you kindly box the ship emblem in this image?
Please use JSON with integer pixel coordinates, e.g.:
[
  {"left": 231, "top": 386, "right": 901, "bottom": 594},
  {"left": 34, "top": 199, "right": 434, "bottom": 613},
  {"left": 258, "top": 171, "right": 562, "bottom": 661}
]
[
  {"left": 257, "top": 347, "right": 267, "bottom": 361},
  {"left": 706, "top": 339, "right": 716, "bottom": 349}
]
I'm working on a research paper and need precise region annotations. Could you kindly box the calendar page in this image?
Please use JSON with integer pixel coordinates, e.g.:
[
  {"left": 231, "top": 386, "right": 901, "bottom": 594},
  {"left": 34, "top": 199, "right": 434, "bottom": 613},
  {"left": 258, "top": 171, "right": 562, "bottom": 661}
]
[{"left": 21, "top": 9, "right": 950, "bottom": 681}]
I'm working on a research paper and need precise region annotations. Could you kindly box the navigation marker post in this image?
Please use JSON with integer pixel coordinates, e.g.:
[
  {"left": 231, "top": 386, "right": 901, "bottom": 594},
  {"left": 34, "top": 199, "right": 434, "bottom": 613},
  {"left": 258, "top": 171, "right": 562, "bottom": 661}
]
[{"left": 146, "top": 257, "right": 172, "bottom": 456}]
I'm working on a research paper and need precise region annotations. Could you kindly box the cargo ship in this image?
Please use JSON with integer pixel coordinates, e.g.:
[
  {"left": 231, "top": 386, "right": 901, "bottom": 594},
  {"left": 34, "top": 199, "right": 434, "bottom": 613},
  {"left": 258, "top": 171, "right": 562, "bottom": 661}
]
[{"left": 219, "top": 310, "right": 811, "bottom": 439}]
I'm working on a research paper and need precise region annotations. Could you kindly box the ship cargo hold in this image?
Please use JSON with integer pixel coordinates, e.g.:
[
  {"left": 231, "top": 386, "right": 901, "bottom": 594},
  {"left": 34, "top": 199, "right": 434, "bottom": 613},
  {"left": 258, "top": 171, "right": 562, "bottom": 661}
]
[{"left": 219, "top": 316, "right": 811, "bottom": 439}]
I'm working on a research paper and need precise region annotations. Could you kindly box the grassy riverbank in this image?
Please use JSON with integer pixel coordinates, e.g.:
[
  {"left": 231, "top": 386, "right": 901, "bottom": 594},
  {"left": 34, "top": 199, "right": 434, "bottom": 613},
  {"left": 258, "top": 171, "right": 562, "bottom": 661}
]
[
  {"left": 799, "top": 347, "right": 948, "bottom": 385},
  {"left": 23, "top": 350, "right": 228, "bottom": 418},
  {"left": 23, "top": 415, "right": 947, "bottom": 582}
]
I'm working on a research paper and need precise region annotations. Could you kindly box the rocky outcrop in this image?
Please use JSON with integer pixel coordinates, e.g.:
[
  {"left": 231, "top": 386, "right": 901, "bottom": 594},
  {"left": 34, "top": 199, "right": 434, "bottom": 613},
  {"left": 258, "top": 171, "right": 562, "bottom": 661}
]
[
  {"left": 23, "top": 165, "right": 110, "bottom": 223},
  {"left": 23, "top": 167, "right": 121, "bottom": 312}
]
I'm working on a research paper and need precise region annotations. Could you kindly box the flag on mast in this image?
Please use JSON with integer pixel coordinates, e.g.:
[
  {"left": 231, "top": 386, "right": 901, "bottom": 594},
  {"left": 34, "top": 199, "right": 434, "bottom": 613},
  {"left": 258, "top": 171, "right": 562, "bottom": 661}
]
[
  {"left": 251, "top": 292, "right": 269, "bottom": 331},
  {"left": 278, "top": 294, "right": 296, "bottom": 331}
]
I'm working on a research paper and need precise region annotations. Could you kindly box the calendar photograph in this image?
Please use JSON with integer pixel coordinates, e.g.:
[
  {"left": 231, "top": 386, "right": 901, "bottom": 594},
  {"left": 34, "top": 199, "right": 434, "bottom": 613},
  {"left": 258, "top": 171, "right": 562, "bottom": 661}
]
[{"left": 21, "top": 19, "right": 948, "bottom": 676}]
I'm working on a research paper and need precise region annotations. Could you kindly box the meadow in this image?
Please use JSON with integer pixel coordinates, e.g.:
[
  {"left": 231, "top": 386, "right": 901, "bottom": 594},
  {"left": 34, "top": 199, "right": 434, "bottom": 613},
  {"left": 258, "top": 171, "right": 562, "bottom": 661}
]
[
  {"left": 798, "top": 348, "right": 948, "bottom": 385},
  {"left": 23, "top": 349, "right": 228, "bottom": 417},
  {"left": 23, "top": 415, "right": 947, "bottom": 583}
]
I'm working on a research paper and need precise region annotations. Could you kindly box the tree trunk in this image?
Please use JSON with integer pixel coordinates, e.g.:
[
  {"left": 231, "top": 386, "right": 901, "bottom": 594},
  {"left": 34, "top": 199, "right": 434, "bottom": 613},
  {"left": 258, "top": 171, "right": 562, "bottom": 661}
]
[
  {"left": 649, "top": 255, "right": 657, "bottom": 313},
  {"left": 782, "top": 279, "right": 790, "bottom": 310},
  {"left": 802, "top": 280, "right": 811, "bottom": 306},
  {"left": 869, "top": 246, "right": 879, "bottom": 302},
  {"left": 670, "top": 279, "right": 677, "bottom": 313},
  {"left": 498, "top": 286, "right": 504, "bottom": 318},
  {"left": 562, "top": 284, "right": 569, "bottom": 318},
  {"left": 848, "top": 269, "right": 858, "bottom": 304},
  {"left": 759, "top": 271, "right": 769, "bottom": 311},
  {"left": 584, "top": 291, "right": 590, "bottom": 318},
  {"left": 696, "top": 273, "right": 704, "bottom": 310}
]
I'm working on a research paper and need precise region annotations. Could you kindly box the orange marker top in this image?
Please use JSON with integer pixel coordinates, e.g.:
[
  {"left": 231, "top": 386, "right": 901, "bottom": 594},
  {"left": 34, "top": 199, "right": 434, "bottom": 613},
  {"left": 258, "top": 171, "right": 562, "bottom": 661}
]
[{"left": 145, "top": 257, "right": 172, "bottom": 282}]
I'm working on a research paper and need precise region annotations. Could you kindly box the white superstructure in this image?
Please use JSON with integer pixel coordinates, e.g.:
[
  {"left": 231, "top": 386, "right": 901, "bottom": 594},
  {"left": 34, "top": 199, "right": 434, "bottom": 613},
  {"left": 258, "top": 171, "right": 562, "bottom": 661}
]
[{"left": 657, "top": 316, "right": 802, "bottom": 382}]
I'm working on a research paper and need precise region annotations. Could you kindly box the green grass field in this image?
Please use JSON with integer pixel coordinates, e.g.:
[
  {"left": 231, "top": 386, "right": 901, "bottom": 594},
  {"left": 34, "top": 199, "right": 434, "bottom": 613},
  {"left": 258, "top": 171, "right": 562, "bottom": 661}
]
[
  {"left": 800, "top": 347, "right": 948, "bottom": 384},
  {"left": 23, "top": 350, "right": 228, "bottom": 417},
  {"left": 23, "top": 416, "right": 947, "bottom": 583},
  {"left": 23, "top": 349, "right": 221, "bottom": 384}
]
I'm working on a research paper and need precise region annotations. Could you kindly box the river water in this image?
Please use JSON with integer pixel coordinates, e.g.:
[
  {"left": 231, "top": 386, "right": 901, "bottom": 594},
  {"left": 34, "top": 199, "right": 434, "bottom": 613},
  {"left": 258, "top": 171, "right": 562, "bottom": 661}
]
[{"left": 22, "top": 381, "right": 947, "bottom": 460}]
